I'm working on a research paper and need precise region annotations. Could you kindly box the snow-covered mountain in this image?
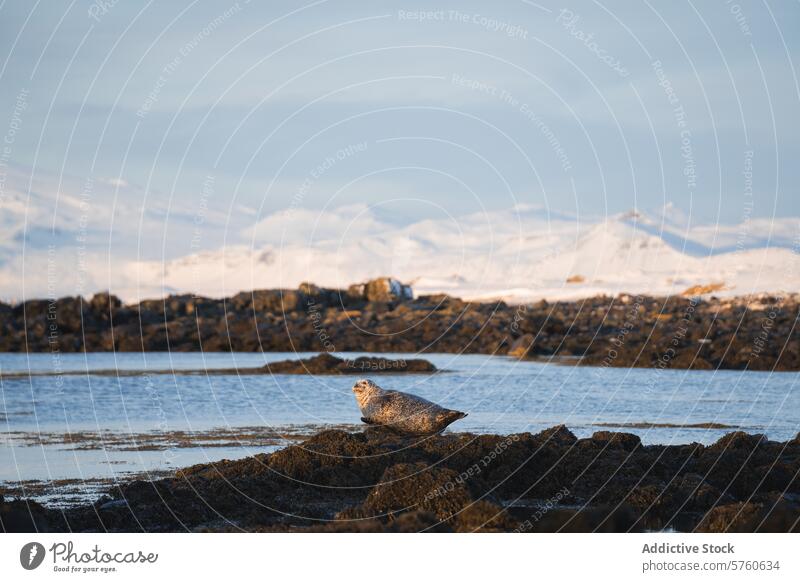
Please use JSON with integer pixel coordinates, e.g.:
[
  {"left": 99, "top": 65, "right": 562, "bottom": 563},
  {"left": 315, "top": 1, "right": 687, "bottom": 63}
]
[{"left": 1, "top": 193, "right": 798, "bottom": 303}]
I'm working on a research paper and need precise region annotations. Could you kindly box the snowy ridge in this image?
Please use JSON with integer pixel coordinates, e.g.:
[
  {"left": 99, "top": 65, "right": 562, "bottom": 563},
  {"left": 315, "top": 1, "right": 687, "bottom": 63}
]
[{"left": 1, "top": 198, "right": 798, "bottom": 304}]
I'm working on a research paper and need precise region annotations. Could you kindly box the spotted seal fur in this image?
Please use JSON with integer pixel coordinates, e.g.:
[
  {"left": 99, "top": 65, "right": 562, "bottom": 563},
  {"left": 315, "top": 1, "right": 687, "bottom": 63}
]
[{"left": 352, "top": 379, "right": 467, "bottom": 435}]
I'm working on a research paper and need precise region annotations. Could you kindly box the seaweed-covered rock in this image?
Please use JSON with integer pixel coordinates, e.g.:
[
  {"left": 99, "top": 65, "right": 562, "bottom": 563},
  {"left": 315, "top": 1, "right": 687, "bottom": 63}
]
[
  {"left": 534, "top": 424, "right": 578, "bottom": 446},
  {"left": 589, "top": 431, "right": 641, "bottom": 451},
  {"left": 267, "top": 430, "right": 382, "bottom": 486},
  {"left": 262, "top": 353, "right": 436, "bottom": 375},
  {"left": 362, "top": 462, "right": 472, "bottom": 522},
  {"left": 707, "top": 431, "right": 767, "bottom": 452},
  {"left": 696, "top": 502, "right": 769, "bottom": 532},
  {"left": 454, "top": 500, "right": 519, "bottom": 532}
]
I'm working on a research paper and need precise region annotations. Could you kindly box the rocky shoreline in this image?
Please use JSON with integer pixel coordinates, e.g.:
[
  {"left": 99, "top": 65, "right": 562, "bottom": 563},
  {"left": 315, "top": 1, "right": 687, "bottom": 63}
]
[
  {"left": 2, "top": 278, "right": 798, "bottom": 371},
  {"left": 0, "top": 354, "right": 436, "bottom": 380},
  {"left": 3, "top": 426, "right": 798, "bottom": 533}
]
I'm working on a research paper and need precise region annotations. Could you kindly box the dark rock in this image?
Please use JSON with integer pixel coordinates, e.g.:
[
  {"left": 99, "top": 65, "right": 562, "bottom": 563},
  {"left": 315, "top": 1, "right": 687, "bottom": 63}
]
[
  {"left": 590, "top": 431, "right": 641, "bottom": 451},
  {"left": 0, "top": 498, "right": 51, "bottom": 532},
  {"left": 520, "top": 505, "right": 644, "bottom": 533},
  {"left": 324, "top": 509, "right": 450, "bottom": 532},
  {"left": 98, "top": 499, "right": 129, "bottom": 511},
  {"left": 298, "top": 282, "right": 321, "bottom": 296},
  {"left": 534, "top": 424, "right": 577, "bottom": 446},
  {"left": 673, "top": 473, "right": 731, "bottom": 512},
  {"left": 261, "top": 353, "right": 436, "bottom": 375},
  {"left": 362, "top": 462, "right": 472, "bottom": 522},
  {"left": 708, "top": 431, "right": 767, "bottom": 452},
  {"left": 696, "top": 502, "right": 765, "bottom": 532},
  {"left": 454, "top": 500, "right": 519, "bottom": 532},
  {"left": 89, "top": 292, "right": 122, "bottom": 314}
]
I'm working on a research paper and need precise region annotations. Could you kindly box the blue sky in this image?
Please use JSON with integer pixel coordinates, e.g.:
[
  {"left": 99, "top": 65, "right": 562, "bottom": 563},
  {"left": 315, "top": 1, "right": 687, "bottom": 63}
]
[{"left": 1, "top": 0, "right": 798, "bottom": 261}]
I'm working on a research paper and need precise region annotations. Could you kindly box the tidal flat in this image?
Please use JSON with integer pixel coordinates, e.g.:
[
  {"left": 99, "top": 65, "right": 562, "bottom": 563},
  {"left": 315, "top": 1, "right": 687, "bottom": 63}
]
[{"left": 2, "top": 351, "right": 798, "bottom": 532}]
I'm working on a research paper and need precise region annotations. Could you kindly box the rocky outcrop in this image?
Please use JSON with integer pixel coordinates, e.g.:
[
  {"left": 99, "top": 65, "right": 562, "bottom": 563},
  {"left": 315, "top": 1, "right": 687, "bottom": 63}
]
[
  {"left": 348, "top": 277, "right": 414, "bottom": 302},
  {"left": 3, "top": 427, "right": 798, "bottom": 533}
]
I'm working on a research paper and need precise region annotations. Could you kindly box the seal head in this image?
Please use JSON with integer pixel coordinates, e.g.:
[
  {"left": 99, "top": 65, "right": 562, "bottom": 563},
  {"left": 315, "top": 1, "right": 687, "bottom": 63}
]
[{"left": 352, "top": 379, "right": 467, "bottom": 435}]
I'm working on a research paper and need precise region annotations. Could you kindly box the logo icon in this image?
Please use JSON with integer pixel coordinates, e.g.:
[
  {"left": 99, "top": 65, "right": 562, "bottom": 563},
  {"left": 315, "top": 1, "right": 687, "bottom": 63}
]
[{"left": 20, "top": 542, "right": 46, "bottom": 570}]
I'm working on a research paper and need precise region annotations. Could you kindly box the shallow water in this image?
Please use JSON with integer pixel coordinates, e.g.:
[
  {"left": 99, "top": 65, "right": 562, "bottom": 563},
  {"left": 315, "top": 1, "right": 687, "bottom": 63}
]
[{"left": 1, "top": 351, "right": 798, "bottom": 491}]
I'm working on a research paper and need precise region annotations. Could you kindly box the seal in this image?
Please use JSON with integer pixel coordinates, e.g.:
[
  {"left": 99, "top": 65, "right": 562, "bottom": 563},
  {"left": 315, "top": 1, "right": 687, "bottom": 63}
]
[{"left": 352, "top": 379, "right": 467, "bottom": 435}]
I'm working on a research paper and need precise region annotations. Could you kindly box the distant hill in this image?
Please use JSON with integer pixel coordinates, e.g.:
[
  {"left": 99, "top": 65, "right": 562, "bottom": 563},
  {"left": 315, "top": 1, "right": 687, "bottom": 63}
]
[{"left": 1, "top": 195, "right": 798, "bottom": 303}]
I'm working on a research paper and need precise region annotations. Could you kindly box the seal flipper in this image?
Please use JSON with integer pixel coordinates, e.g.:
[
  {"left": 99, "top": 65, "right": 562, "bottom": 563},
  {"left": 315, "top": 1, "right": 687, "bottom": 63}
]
[{"left": 360, "top": 416, "right": 377, "bottom": 425}]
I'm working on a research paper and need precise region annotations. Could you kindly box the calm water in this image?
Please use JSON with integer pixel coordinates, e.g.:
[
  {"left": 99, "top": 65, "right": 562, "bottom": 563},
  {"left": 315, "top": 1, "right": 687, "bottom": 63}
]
[{"left": 1, "top": 352, "right": 798, "bottom": 488}]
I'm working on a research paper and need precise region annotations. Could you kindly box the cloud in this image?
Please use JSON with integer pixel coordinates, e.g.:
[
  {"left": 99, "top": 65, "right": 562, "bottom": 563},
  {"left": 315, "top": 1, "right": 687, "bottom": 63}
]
[{"left": 244, "top": 203, "right": 387, "bottom": 246}]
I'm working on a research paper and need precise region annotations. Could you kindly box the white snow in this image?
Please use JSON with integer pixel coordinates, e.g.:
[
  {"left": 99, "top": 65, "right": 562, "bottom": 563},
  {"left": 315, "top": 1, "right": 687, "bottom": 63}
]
[{"left": 1, "top": 197, "right": 798, "bottom": 304}]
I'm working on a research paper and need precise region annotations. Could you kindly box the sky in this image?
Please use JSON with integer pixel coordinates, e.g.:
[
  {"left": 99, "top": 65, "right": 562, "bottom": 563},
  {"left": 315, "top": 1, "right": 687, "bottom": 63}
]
[{"left": 0, "top": 0, "right": 798, "bottom": 300}]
